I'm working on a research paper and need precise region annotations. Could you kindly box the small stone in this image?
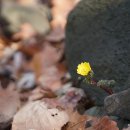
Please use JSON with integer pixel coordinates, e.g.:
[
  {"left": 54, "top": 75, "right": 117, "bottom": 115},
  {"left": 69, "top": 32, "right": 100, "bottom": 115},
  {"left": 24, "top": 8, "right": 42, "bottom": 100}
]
[
  {"left": 104, "top": 88, "right": 130, "bottom": 120},
  {"left": 84, "top": 106, "right": 106, "bottom": 117}
]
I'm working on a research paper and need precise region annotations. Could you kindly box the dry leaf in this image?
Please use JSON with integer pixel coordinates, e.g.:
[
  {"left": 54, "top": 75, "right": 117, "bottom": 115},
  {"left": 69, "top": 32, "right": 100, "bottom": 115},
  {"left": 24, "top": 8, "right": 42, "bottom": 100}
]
[
  {"left": 51, "top": 0, "right": 79, "bottom": 29},
  {"left": 29, "top": 87, "right": 57, "bottom": 101},
  {"left": 38, "top": 65, "right": 66, "bottom": 91},
  {"left": 64, "top": 112, "right": 119, "bottom": 130},
  {"left": 13, "top": 23, "right": 36, "bottom": 40},
  {"left": 64, "top": 109, "right": 91, "bottom": 130},
  {"left": 87, "top": 116, "right": 119, "bottom": 130},
  {"left": 0, "top": 42, "right": 19, "bottom": 67},
  {"left": 0, "top": 36, "right": 8, "bottom": 46},
  {"left": 33, "top": 42, "right": 64, "bottom": 71},
  {"left": 58, "top": 87, "right": 85, "bottom": 108},
  {"left": 46, "top": 26, "right": 65, "bottom": 42},
  {"left": 43, "top": 98, "right": 62, "bottom": 109},
  {"left": 0, "top": 87, "right": 20, "bottom": 129},
  {"left": 12, "top": 101, "right": 69, "bottom": 130}
]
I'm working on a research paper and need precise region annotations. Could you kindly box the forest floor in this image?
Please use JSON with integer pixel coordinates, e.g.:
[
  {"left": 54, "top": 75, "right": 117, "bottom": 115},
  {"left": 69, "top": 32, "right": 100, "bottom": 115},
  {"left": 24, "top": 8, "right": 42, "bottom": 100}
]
[{"left": 0, "top": 0, "right": 122, "bottom": 130}]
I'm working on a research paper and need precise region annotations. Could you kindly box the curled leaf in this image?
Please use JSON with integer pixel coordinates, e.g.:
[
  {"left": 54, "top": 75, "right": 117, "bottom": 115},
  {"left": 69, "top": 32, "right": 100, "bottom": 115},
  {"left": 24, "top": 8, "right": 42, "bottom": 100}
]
[{"left": 12, "top": 101, "right": 69, "bottom": 130}]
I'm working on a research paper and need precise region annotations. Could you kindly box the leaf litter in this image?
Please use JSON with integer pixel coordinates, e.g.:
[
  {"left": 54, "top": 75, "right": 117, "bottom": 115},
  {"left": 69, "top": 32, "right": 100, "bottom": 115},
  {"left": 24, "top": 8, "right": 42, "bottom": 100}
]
[{"left": 0, "top": 0, "right": 119, "bottom": 130}]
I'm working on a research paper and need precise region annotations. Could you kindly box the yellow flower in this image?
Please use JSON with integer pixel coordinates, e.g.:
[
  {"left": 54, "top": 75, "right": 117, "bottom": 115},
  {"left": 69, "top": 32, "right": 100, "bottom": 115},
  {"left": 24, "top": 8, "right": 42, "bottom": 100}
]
[{"left": 77, "top": 62, "right": 92, "bottom": 76}]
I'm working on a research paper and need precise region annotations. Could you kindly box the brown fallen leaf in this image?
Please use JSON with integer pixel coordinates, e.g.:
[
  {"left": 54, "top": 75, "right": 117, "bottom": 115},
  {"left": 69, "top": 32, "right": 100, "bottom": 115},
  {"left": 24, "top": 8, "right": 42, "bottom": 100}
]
[
  {"left": 12, "top": 100, "right": 69, "bottom": 130},
  {"left": 38, "top": 65, "right": 67, "bottom": 91},
  {"left": 13, "top": 23, "right": 36, "bottom": 41},
  {"left": 43, "top": 98, "right": 62, "bottom": 108},
  {"left": 0, "top": 42, "right": 19, "bottom": 64},
  {"left": 0, "top": 36, "right": 9, "bottom": 46},
  {"left": 58, "top": 87, "right": 85, "bottom": 108},
  {"left": 32, "top": 42, "right": 65, "bottom": 79},
  {"left": 64, "top": 110, "right": 119, "bottom": 130},
  {"left": 33, "top": 42, "right": 64, "bottom": 73},
  {"left": 87, "top": 116, "right": 119, "bottom": 130},
  {"left": 51, "top": 0, "right": 79, "bottom": 29},
  {"left": 29, "top": 87, "right": 57, "bottom": 101},
  {"left": 64, "top": 109, "right": 92, "bottom": 130},
  {"left": 0, "top": 86, "right": 20, "bottom": 129},
  {"left": 19, "top": 39, "right": 43, "bottom": 56},
  {"left": 46, "top": 26, "right": 65, "bottom": 42}
]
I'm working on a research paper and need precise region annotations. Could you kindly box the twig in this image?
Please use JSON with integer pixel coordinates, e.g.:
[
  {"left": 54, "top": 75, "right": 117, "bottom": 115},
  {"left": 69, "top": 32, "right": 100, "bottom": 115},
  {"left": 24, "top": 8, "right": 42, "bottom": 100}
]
[{"left": 91, "top": 79, "right": 113, "bottom": 95}]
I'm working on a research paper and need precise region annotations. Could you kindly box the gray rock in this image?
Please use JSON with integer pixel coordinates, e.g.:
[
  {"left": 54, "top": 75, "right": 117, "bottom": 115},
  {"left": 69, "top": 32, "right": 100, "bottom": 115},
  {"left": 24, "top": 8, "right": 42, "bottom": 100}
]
[
  {"left": 1, "top": 2, "right": 51, "bottom": 36},
  {"left": 65, "top": 0, "right": 130, "bottom": 105},
  {"left": 84, "top": 106, "right": 106, "bottom": 117},
  {"left": 104, "top": 89, "right": 130, "bottom": 120},
  {"left": 85, "top": 106, "right": 129, "bottom": 129}
]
